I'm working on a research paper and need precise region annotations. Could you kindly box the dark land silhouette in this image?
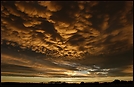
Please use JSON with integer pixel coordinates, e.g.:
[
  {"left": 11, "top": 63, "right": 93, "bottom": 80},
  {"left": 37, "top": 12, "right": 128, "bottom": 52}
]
[{"left": 1, "top": 79, "right": 133, "bottom": 87}]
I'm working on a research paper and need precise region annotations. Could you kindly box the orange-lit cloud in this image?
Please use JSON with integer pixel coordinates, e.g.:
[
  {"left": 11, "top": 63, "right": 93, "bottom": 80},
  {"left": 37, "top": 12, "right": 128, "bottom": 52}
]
[
  {"left": 1, "top": 1, "right": 133, "bottom": 82},
  {"left": 122, "top": 65, "right": 133, "bottom": 74}
]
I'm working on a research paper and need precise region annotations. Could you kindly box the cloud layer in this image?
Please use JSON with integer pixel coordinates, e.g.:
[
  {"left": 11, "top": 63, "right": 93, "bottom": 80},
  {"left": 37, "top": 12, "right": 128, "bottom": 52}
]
[{"left": 1, "top": 1, "right": 133, "bottom": 81}]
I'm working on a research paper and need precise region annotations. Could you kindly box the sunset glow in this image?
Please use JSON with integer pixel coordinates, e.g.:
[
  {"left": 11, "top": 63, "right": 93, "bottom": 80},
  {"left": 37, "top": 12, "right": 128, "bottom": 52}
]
[{"left": 1, "top": 1, "right": 133, "bottom": 83}]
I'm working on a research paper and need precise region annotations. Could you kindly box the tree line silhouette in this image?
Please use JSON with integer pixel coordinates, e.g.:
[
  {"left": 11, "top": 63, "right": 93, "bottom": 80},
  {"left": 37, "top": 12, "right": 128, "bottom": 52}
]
[{"left": 1, "top": 79, "right": 133, "bottom": 87}]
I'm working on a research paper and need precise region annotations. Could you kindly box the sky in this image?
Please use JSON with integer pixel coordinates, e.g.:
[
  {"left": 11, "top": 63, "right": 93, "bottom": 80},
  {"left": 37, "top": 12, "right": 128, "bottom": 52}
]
[{"left": 1, "top": 1, "right": 133, "bottom": 83}]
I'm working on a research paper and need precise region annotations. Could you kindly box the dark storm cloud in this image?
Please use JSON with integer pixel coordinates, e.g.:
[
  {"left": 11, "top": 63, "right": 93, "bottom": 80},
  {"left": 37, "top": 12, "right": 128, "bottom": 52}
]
[
  {"left": 34, "top": 19, "right": 62, "bottom": 40},
  {"left": 102, "top": 48, "right": 133, "bottom": 68},
  {"left": 108, "top": 68, "right": 133, "bottom": 77},
  {"left": 50, "top": 1, "right": 79, "bottom": 24},
  {"left": 89, "top": 1, "right": 131, "bottom": 32},
  {"left": 1, "top": 63, "right": 35, "bottom": 73},
  {"left": 67, "top": 34, "right": 85, "bottom": 45},
  {"left": 1, "top": 1, "right": 133, "bottom": 79},
  {"left": 1, "top": 42, "right": 83, "bottom": 77}
]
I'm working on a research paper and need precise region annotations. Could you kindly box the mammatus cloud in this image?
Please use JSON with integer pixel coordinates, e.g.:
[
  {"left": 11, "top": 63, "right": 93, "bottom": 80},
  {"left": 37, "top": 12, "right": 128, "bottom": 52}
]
[{"left": 1, "top": 1, "right": 133, "bottom": 81}]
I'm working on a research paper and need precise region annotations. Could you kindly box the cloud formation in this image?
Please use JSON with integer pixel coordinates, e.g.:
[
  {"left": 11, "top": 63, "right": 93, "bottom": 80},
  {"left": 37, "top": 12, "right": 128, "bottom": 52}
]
[{"left": 1, "top": 1, "right": 133, "bottom": 82}]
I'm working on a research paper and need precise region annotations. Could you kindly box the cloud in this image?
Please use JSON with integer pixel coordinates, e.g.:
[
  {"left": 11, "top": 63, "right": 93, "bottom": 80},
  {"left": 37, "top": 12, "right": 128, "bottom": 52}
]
[
  {"left": 38, "top": 1, "right": 62, "bottom": 12},
  {"left": 1, "top": 1, "right": 133, "bottom": 80},
  {"left": 122, "top": 65, "right": 133, "bottom": 74},
  {"left": 15, "top": 1, "right": 46, "bottom": 18}
]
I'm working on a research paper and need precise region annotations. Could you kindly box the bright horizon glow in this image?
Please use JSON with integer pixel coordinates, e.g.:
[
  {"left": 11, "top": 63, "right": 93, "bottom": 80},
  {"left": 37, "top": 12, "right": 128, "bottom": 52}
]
[{"left": 1, "top": 76, "right": 133, "bottom": 83}]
